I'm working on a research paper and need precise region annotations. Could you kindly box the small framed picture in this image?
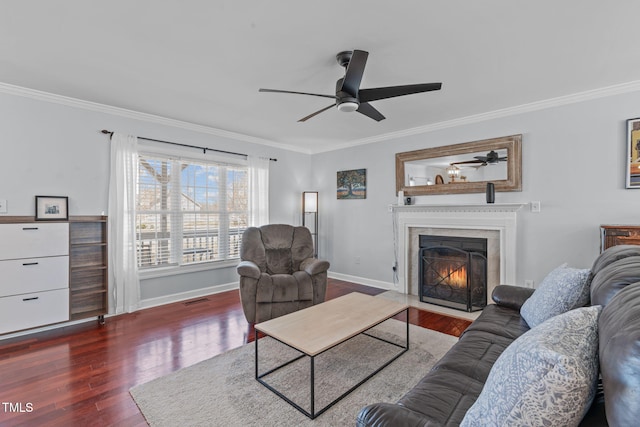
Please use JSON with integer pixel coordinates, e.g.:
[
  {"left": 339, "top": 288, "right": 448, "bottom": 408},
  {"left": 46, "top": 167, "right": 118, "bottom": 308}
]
[
  {"left": 35, "top": 196, "right": 69, "bottom": 221},
  {"left": 627, "top": 118, "right": 640, "bottom": 188},
  {"left": 337, "top": 168, "right": 367, "bottom": 199}
]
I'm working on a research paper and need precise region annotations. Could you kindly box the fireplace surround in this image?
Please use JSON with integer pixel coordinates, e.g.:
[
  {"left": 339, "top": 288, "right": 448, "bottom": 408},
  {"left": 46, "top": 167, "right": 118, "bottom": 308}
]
[{"left": 392, "top": 204, "right": 525, "bottom": 303}]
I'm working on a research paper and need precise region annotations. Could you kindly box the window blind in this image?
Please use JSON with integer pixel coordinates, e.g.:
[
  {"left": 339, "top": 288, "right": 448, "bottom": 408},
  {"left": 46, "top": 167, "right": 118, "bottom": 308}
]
[{"left": 136, "top": 153, "right": 248, "bottom": 269}]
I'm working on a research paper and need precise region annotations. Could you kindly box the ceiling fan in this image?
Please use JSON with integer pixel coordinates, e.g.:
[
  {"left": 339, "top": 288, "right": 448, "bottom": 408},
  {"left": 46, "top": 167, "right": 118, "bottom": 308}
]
[
  {"left": 451, "top": 150, "right": 507, "bottom": 167},
  {"left": 259, "top": 49, "right": 442, "bottom": 122}
]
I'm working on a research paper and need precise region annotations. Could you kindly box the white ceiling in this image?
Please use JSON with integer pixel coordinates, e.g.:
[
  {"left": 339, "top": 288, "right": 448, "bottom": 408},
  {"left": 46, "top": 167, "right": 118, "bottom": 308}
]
[{"left": 2, "top": 1, "right": 640, "bottom": 153}]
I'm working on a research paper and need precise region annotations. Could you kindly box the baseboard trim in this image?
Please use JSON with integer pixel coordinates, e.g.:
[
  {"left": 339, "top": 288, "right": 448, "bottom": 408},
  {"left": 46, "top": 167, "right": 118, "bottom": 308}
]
[
  {"left": 0, "top": 316, "right": 107, "bottom": 341},
  {"left": 328, "top": 272, "right": 394, "bottom": 290},
  {"left": 137, "top": 281, "right": 239, "bottom": 311}
]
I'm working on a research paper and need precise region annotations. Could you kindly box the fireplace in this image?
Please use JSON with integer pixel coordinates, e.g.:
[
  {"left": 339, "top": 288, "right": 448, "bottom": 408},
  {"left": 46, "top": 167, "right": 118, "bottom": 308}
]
[
  {"left": 392, "top": 204, "right": 524, "bottom": 304},
  {"left": 419, "top": 235, "right": 487, "bottom": 312}
]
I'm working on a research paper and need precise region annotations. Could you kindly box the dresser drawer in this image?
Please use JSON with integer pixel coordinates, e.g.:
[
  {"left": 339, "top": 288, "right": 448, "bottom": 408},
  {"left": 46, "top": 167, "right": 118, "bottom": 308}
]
[
  {"left": 0, "top": 223, "right": 69, "bottom": 260},
  {"left": 0, "top": 289, "right": 69, "bottom": 334},
  {"left": 0, "top": 256, "right": 69, "bottom": 297}
]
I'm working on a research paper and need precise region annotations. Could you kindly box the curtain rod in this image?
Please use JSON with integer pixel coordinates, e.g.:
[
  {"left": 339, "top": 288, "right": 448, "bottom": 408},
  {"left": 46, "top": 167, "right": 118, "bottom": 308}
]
[{"left": 100, "top": 130, "right": 277, "bottom": 162}]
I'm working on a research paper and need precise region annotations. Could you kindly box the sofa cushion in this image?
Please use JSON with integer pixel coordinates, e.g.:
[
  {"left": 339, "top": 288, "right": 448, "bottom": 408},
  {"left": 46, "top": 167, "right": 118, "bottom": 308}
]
[
  {"left": 265, "top": 248, "right": 293, "bottom": 274},
  {"left": 598, "top": 283, "right": 640, "bottom": 427},
  {"left": 589, "top": 244, "right": 640, "bottom": 279},
  {"left": 396, "top": 331, "right": 515, "bottom": 425},
  {"left": 291, "top": 226, "right": 314, "bottom": 270},
  {"left": 461, "top": 304, "right": 530, "bottom": 341},
  {"left": 358, "top": 303, "right": 533, "bottom": 427},
  {"left": 520, "top": 264, "right": 590, "bottom": 328},
  {"left": 256, "top": 274, "right": 312, "bottom": 303},
  {"left": 590, "top": 255, "right": 640, "bottom": 307},
  {"left": 461, "top": 306, "right": 601, "bottom": 427},
  {"left": 240, "top": 227, "right": 267, "bottom": 271},
  {"left": 261, "top": 224, "right": 295, "bottom": 274}
]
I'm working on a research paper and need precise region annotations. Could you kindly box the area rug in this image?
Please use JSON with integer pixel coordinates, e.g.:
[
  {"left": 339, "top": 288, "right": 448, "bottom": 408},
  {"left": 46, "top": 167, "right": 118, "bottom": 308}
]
[{"left": 130, "top": 320, "right": 457, "bottom": 426}]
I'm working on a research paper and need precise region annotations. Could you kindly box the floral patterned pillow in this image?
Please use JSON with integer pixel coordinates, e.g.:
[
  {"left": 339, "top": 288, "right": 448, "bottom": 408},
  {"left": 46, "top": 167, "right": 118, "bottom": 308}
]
[
  {"left": 520, "top": 264, "right": 591, "bottom": 328},
  {"left": 460, "top": 306, "right": 601, "bottom": 427}
]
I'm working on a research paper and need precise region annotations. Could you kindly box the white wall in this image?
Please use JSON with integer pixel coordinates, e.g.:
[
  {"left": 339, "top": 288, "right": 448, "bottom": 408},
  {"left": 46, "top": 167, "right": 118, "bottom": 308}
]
[
  {"left": 313, "top": 90, "right": 640, "bottom": 289},
  {"left": 3, "top": 86, "right": 640, "bottom": 310},
  {"left": 0, "top": 91, "right": 312, "bottom": 307}
]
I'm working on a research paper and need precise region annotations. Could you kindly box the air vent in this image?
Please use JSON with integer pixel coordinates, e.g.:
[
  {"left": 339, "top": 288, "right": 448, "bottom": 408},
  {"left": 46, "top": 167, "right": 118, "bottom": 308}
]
[{"left": 183, "top": 297, "right": 210, "bottom": 306}]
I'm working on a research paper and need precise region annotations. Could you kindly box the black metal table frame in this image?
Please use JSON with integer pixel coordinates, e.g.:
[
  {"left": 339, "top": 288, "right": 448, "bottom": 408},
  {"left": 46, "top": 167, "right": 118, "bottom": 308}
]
[{"left": 255, "top": 307, "right": 409, "bottom": 420}]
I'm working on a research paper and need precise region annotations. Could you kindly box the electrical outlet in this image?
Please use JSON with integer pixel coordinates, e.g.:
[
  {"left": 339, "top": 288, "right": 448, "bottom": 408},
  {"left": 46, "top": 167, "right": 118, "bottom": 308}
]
[
  {"left": 530, "top": 201, "right": 541, "bottom": 213},
  {"left": 0, "top": 199, "right": 7, "bottom": 214},
  {"left": 355, "top": 256, "right": 361, "bottom": 264},
  {"left": 524, "top": 279, "right": 535, "bottom": 288}
]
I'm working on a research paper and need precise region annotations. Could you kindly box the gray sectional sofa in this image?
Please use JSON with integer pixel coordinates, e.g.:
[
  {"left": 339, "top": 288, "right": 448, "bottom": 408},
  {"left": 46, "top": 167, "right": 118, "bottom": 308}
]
[{"left": 357, "top": 245, "right": 640, "bottom": 426}]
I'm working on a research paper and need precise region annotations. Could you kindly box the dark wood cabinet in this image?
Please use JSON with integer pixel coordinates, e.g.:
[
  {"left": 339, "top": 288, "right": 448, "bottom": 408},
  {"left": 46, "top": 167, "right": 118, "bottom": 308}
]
[
  {"left": 69, "top": 216, "right": 108, "bottom": 321},
  {"left": 600, "top": 225, "right": 640, "bottom": 252}
]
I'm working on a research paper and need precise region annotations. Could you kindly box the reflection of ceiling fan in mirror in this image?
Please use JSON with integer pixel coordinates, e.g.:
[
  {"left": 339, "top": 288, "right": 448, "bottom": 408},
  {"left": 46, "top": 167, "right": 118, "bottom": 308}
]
[{"left": 451, "top": 150, "right": 507, "bottom": 167}]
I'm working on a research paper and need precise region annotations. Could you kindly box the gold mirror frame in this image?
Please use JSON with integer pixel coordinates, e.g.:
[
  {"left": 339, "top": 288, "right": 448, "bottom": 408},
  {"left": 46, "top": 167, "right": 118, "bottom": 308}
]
[{"left": 396, "top": 134, "right": 522, "bottom": 196}]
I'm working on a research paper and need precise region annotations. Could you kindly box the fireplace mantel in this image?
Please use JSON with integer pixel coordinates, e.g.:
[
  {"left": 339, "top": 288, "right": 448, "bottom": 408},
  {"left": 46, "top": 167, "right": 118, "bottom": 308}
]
[
  {"left": 392, "top": 203, "right": 525, "bottom": 214},
  {"left": 392, "top": 203, "right": 526, "bottom": 296}
]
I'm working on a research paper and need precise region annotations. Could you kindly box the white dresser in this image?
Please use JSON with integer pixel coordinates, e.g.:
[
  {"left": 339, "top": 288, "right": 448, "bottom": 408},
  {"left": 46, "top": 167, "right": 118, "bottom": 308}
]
[{"left": 0, "top": 222, "right": 70, "bottom": 334}]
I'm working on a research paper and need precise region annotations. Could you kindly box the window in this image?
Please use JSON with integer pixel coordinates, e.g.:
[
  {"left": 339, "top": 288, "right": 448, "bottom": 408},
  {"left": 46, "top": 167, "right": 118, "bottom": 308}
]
[{"left": 136, "top": 154, "right": 248, "bottom": 269}]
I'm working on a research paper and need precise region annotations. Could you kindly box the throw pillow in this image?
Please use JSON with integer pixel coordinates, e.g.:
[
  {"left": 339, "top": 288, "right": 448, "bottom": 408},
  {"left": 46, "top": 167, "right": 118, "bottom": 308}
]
[
  {"left": 460, "top": 306, "right": 601, "bottom": 427},
  {"left": 520, "top": 264, "right": 590, "bottom": 328}
]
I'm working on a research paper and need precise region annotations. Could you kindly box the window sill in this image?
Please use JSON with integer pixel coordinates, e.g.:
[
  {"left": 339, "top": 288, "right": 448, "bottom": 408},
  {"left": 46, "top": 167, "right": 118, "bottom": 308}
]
[{"left": 138, "top": 259, "right": 240, "bottom": 280}]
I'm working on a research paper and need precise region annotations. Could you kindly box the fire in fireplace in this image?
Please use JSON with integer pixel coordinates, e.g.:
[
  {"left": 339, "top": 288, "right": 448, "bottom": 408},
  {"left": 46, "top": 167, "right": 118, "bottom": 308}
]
[{"left": 419, "top": 235, "right": 488, "bottom": 312}]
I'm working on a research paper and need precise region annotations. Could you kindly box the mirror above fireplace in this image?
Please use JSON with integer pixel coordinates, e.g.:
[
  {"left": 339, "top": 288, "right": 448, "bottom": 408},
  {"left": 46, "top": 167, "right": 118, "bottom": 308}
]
[{"left": 395, "top": 134, "right": 522, "bottom": 196}]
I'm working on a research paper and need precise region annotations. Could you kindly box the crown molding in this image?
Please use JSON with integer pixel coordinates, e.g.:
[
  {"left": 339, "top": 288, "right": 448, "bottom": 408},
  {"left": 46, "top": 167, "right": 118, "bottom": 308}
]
[
  {"left": 0, "top": 82, "right": 310, "bottom": 154},
  {"left": 311, "top": 79, "right": 640, "bottom": 154},
  {"left": 4, "top": 79, "right": 640, "bottom": 156}
]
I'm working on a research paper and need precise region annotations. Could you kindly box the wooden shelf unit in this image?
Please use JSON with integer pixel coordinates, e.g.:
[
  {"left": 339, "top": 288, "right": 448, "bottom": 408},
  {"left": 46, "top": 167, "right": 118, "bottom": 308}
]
[{"left": 69, "top": 216, "right": 108, "bottom": 321}]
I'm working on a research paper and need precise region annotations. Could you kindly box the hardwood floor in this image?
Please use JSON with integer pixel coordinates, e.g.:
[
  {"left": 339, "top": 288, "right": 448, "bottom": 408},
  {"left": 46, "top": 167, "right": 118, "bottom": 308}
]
[{"left": 0, "top": 279, "right": 471, "bottom": 426}]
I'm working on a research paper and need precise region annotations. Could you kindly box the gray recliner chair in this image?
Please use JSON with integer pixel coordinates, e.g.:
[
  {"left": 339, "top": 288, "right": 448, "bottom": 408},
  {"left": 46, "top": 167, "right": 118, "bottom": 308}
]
[{"left": 237, "top": 224, "right": 330, "bottom": 323}]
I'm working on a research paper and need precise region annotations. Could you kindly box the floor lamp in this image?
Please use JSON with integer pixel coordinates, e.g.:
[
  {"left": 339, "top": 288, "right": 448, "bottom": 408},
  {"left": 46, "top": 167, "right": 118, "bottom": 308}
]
[{"left": 302, "top": 191, "right": 318, "bottom": 257}]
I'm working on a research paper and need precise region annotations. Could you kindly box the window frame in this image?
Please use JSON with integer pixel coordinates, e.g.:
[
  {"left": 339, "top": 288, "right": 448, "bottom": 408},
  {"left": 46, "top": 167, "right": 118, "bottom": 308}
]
[{"left": 135, "top": 148, "right": 249, "bottom": 275}]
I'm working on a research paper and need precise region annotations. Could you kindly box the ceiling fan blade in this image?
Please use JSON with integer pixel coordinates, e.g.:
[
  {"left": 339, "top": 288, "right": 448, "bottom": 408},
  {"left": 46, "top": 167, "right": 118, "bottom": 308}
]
[
  {"left": 259, "top": 88, "right": 337, "bottom": 100},
  {"left": 340, "top": 50, "right": 368, "bottom": 96},
  {"left": 356, "top": 102, "right": 385, "bottom": 121},
  {"left": 298, "top": 104, "right": 335, "bottom": 122},
  {"left": 359, "top": 82, "right": 442, "bottom": 102},
  {"left": 451, "top": 159, "right": 485, "bottom": 165}
]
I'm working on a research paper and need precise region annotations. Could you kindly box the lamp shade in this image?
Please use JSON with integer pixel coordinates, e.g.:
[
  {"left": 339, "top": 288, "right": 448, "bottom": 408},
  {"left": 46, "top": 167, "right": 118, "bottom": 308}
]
[{"left": 303, "top": 191, "right": 318, "bottom": 213}]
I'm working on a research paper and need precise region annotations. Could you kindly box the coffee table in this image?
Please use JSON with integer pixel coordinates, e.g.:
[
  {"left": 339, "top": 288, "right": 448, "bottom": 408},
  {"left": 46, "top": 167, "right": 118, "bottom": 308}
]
[{"left": 254, "top": 292, "right": 409, "bottom": 419}]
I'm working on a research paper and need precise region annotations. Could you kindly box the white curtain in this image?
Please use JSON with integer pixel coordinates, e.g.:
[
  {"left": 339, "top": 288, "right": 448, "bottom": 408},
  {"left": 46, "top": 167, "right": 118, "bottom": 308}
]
[
  {"left": 108, "top": 133, "right": 140, "bottom": 314},
  {"left": 248, "top": 155, "right": 270, "bottom": 226}
]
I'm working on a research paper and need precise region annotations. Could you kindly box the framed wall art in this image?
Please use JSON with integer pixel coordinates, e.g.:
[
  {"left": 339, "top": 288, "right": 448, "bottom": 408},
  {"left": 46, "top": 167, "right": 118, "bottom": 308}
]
[
  {"left": 337, "top": 168, "right": 366, "bottom": 199},
  {"left": 627, "top": 118, "right": 640, "bottom": 188},
  {"left": 35, "top": 196, "right": 69, "bottom": 221}
]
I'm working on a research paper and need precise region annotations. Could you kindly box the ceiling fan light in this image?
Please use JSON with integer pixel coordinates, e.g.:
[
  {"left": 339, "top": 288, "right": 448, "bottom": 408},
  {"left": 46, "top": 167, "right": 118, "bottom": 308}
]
[{"left": 337, "top": 100, "right": 359, "bottom": 113}]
